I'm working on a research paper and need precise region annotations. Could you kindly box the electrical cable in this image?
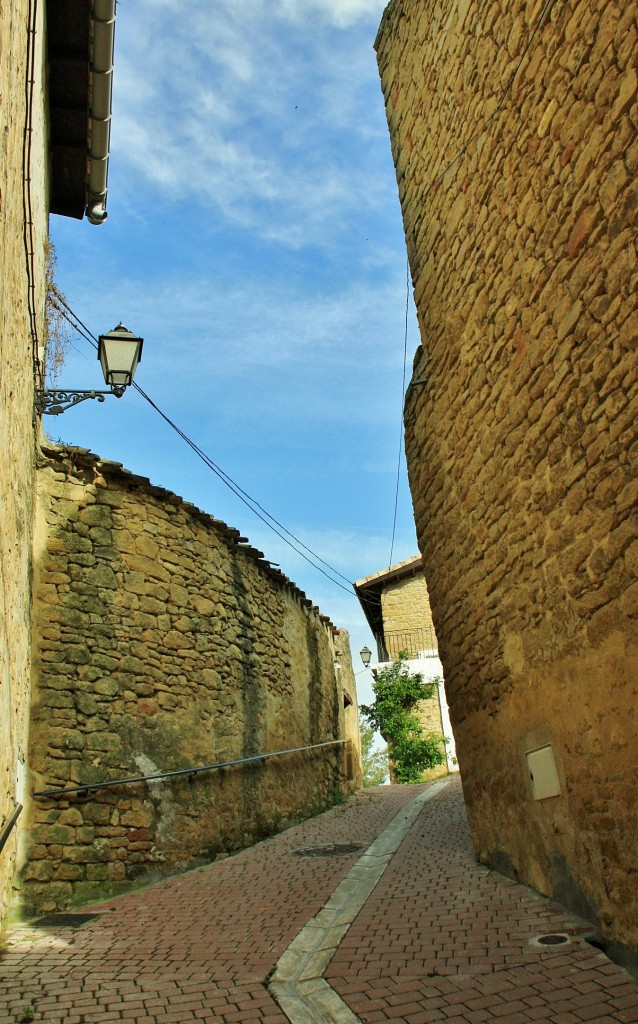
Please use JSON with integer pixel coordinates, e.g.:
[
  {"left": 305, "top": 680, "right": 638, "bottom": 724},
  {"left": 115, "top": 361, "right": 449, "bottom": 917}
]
[
  {"left": 389, "top": 257, "right": 410, "bottom": 569},
  {"left": 52, "top": 296, "right": 366, "bottom": 601},
  {"left": 132, "top": 380, "right": 358, "bottom": 597},
  {"left": 23, "top": 0, "right": 43, "bottom": 390}
]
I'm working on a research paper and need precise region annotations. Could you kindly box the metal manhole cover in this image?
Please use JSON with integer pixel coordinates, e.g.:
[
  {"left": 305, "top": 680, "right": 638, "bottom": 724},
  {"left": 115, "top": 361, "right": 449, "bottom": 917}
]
[
  {"left": 530, "top": 932, "right": 570, "bottom": 947},
  {"left": 34, "top": 913, "right": 102, "bottom": 929},
  {"left": 294, "top": 843, "right": 363, "bottom": 858}
]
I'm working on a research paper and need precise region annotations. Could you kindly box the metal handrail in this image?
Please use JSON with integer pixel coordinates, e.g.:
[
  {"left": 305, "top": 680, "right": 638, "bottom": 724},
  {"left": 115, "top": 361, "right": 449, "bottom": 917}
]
[
  {"left": 0, "top": 803, "right": 23, "bottom": 855},
  {"left": 35, "top": 739, "right": 347, "bottom": 799}
]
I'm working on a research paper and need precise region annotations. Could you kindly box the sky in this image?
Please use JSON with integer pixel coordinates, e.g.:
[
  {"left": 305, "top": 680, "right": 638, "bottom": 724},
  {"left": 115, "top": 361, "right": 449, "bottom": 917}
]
[{"left": 47, "top": 0, "right": 420, "bottom": 708}]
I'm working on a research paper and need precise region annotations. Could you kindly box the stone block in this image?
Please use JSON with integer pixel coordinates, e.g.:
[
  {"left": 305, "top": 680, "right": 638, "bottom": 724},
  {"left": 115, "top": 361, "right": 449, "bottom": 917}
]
[
  {"left": 85, "top": 864, "right": 109, "bottom": 881},
  {"left": 31, "top": 824, "right": 75, "bottom": 846},
  {"left": 79, "top": 505, "right": 113, "bottom": 527},
  {"left": 81, "top": 804, "right": 113, "bottom": 825},
  {"left": 22, "top": 860, "right": 55, "bottom": 882},
  {"left": 53, "top": 863, "right": 85, "bottom": 882},
  {"left": 47, "top": 728, "right": 86, "bottom": 752}
]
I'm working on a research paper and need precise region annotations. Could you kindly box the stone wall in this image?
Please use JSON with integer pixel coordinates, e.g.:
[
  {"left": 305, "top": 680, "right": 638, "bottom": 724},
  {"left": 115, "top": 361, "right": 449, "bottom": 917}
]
[
  {"left": 0, "top": 0, "right": 48, "bottom": 925},
  {"left": 376, "top": 0, "right": 638, "bottom": 967},
  {"left": 25, "top": 445, "right": 354, "bottom": 913},
  {"left": 334, "top": 631, "right": 364, "bottom": 790},
  {"left": 381, "top": 572, "right": 434, "bottom": 635}
]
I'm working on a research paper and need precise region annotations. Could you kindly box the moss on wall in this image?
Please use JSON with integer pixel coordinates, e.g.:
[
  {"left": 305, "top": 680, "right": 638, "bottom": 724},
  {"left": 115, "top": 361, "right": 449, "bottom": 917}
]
[{"left": 24, "top": 446, "right": 352, "bottom": 914}]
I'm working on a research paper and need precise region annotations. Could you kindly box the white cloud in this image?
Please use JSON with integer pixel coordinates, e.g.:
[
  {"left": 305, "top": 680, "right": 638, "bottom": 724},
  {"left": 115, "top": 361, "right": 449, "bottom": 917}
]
[
  {"left": 110, "top": 0, "right": 393, "bottom": 247},
  {"left": 278, "top": 0, "right": 387, "bottom": 30}
]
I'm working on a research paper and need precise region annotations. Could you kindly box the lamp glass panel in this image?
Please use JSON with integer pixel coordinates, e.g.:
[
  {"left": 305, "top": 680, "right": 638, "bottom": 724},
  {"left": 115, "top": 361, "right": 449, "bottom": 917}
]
[{"left": 99, "top": 337, "right": 141, "bottom": 387}]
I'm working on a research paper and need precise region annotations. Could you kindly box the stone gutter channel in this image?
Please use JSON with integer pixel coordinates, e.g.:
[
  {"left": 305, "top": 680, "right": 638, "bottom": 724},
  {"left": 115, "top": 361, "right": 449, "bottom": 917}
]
[{"left": 268, "top": 779, "right": 452, "bottom": 1024}]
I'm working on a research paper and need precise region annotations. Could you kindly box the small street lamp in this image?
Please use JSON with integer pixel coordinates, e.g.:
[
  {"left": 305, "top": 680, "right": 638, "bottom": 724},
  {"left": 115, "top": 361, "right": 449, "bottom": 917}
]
[
  {"left": 360, "top": 646, "right": 372, "bottom": 668},
  {"left": 36, "top": 322, "right": 143, "bottom": 416}
]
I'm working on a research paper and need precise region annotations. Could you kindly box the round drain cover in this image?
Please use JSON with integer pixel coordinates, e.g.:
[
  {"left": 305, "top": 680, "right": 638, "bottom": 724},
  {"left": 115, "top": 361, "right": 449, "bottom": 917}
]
[{"left": 537, "top": 933, "right": 569, "bottom": 945}]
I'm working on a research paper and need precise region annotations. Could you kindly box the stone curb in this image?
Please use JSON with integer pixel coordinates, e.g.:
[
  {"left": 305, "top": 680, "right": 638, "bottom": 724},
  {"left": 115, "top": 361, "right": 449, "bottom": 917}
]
[{"left": 268, "top": 778, "right": 452, "bottom": 1024}]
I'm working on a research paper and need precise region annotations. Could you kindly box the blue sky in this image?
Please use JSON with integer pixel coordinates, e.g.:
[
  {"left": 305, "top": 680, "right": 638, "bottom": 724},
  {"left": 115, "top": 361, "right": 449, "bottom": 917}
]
[{"left": 47, "top": 0, "right": 419, "bottom": 706}]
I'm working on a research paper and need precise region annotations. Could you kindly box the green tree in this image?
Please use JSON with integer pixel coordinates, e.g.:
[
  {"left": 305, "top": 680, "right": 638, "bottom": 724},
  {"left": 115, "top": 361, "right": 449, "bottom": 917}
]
[
  {"left": 359, "top": 718, "right": 389, "bottom": 787},
  {"left": 360, "top": 653, "right": 445, "bottom": 784}
]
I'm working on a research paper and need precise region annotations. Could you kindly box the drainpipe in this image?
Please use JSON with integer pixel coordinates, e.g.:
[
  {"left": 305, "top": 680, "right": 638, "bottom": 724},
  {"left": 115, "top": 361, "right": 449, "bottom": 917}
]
[{"left": 86, "top": 0, "right": 116, "bottom": 224}]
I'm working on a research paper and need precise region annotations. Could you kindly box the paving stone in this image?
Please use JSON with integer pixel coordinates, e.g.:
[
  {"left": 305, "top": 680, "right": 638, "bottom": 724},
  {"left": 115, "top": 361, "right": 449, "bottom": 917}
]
[{"left": 1, "top": 780, "right": 636, "bottom": 1023}]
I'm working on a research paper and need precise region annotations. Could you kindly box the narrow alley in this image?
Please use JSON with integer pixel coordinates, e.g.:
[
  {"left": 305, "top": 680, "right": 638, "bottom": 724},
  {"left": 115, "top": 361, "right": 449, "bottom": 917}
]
[{"left": 1, "top": 779, "right": 636, "bottom": 1024}]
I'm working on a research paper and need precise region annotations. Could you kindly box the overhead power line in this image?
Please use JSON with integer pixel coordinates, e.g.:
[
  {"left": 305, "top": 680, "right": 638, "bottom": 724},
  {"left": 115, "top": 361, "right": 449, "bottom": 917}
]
[
  {"left": 389, "top": 256, "right": 410, "bottom": 569},
  {"left": 53, "top": 296, "right": 364, "bottom": 602}
]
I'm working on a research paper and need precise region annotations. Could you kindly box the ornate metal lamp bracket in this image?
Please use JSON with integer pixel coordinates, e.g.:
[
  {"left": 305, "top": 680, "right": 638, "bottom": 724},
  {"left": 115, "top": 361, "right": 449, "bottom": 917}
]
[{"left": 35, "top": 387, "right": 125, "bottom": 416}]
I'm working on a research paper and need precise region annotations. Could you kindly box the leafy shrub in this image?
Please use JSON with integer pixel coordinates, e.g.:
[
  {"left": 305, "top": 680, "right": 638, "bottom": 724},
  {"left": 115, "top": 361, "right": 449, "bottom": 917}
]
[{"left": 360, "top": 653, "right": 445, "bottom": 783}]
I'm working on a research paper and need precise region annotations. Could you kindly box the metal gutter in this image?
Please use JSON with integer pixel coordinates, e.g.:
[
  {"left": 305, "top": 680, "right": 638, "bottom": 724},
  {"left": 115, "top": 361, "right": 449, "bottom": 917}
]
[{"left": 86, "top": 0, "right": 116, "bottom": 224}]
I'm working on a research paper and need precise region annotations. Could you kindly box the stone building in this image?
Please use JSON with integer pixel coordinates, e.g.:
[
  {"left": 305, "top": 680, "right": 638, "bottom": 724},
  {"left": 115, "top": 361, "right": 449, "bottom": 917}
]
[
  {"left": 1, "top": 0, "right": 116, "bottom": 925},
  {"left": 376, "top": 0, "right": 638, "bottom": 969},
  {"left": 355, "top": 555, "right": 457, "bottom": 773}
]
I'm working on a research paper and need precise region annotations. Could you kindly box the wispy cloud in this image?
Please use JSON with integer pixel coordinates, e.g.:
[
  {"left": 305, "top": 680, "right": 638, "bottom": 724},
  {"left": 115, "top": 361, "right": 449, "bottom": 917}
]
[
  {"left": 111, "top": 0, "right": 391, "bottom": 246},
  {"left": 278, "top": 0, "right": 387, "bottom": 30}
]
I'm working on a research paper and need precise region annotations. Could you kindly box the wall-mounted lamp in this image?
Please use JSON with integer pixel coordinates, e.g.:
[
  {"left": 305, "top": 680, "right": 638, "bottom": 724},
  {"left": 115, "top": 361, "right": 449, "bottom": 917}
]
[
  {"left": 360, "top": 646, "right": 372, "bottom": 668},
  {"left": 36, "top": 323, "right": 143, "bottom": 416}
]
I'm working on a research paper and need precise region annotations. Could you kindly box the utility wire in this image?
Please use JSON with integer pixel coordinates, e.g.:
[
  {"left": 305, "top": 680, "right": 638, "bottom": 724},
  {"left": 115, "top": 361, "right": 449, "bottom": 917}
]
[
  {"left": 389, "top": 257, "right": 410, "bottom": 569},
  {"left": 131, "top": 381, "right": 357, "bottom": 597},
  {"left": 53, "top": 296, "right": 361, "bottom": 600}
]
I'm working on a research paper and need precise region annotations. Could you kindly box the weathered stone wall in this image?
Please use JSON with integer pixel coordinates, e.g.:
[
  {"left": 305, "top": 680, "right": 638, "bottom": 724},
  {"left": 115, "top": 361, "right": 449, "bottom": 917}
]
[
  {"left": 377, "top": 0, "right": 638, "bottom": 967},
  {"left": 25, "top": 446, "right": 353, "bottom": 913},
  {"left": 381, "top": 572, "right": 434, "bottom": 635},
  {"left": 415, "top": 684, "right": 443, "bottom": 737},
  {"left": 334, "top": 631, "right": 364, "bottom": 790},
  {"left": 0, "top": 0, "right": 48, "bottom": 925}
]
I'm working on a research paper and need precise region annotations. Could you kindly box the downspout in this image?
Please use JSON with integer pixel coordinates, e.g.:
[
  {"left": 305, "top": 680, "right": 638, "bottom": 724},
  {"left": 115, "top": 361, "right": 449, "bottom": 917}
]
[{"left": 86, "top": 0, "right": 116, "bottom": 224}]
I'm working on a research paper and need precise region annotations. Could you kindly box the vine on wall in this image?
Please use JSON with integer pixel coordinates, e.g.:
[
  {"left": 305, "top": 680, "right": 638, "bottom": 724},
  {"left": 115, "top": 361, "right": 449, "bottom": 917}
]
[
  {"left": 360, "top": 653, "right": 445, "bottom": 783},
  {"left": 44, "top": 240, "right": 71, "bottom": 385}
]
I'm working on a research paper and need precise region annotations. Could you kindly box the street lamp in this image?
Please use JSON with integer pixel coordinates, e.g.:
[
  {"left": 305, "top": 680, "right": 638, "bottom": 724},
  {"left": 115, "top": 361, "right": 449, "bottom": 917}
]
[
  {"left": 360, "top": 646, "right": 372, "bottom": 668},
  {"left": 36, "top": 322, "right": 143, "bottom": 416}
]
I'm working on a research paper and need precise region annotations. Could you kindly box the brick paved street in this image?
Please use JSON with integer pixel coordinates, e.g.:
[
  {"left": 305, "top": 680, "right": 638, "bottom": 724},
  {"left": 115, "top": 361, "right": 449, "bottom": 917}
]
[
  {"left": 1, "top": 779, "right": 636, "bottom": 1024},
  {"left": 326, "top": 780, "right": 638, "bottom": 1024}
]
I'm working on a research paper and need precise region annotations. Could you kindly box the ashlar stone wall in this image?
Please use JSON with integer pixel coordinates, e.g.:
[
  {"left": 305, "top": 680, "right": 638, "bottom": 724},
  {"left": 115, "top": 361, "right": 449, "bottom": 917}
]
[
  {"left": 381, "top": 572, "right": 435, "bottom": 636},
  {"left": 0, "top": 0, "right": 49, "bottom": 925},
  {"left": 25, "top": 445, "right": 353, "bottom": 914},
  {"left": 377, "top": 0, "right": 638, "bottom": 968}
]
